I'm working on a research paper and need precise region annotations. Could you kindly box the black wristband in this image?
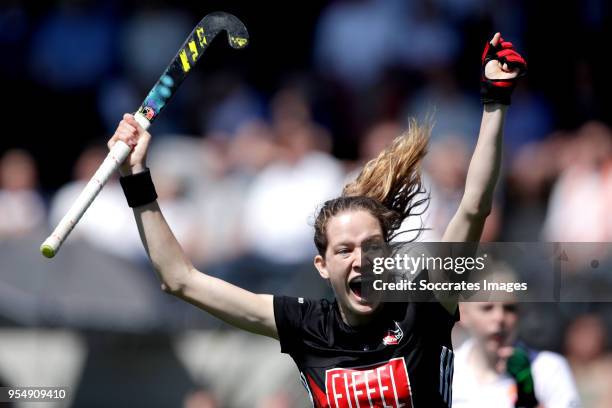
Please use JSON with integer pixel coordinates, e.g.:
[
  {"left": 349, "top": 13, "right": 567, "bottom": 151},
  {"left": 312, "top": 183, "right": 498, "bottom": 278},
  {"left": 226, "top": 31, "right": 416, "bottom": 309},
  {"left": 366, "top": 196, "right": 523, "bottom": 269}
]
[
  {"left": 480, "top": 80, "right": 513, "bottom": 105},
  {"left": 119, "top": 169, "right": 158, "bottom": 208}
]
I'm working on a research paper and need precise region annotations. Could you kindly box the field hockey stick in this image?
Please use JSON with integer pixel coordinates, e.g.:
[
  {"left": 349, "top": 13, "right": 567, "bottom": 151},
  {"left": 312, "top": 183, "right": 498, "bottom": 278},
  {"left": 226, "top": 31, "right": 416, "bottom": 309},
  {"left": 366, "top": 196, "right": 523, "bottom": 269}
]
[{"left": 40, "top": 11, "right": 249, "bottom": 258}]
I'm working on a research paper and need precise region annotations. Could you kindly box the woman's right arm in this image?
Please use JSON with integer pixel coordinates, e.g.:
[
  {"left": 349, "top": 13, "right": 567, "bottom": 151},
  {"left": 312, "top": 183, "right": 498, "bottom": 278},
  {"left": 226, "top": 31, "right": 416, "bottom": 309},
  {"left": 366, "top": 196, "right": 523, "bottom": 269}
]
[{"left": 109, "top": 114, "right": 278, "bottom": 339}]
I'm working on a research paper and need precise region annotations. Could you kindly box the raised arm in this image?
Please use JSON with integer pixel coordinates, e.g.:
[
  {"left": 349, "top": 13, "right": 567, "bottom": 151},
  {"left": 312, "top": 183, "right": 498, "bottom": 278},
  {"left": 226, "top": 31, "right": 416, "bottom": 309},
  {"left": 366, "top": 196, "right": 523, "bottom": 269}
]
[
  {"left": 442, "top": 33, "right": 526, "bottom": 242},
  {"left": 433, "top": 34, "right": 526, "bottom": 314},
  {"left": 108, "top": 114, "right": 277, "bottom": 339},
  {"left": 442, "top": 103, "right": 506, "bottom": 241}
]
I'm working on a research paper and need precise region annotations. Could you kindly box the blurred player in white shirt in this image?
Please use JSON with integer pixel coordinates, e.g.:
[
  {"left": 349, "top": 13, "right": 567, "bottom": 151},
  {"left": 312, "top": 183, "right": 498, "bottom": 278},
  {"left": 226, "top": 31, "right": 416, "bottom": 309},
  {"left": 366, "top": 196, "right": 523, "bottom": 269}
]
[{"left": 453, "top": 301, "right": 581, "bottom": 408}]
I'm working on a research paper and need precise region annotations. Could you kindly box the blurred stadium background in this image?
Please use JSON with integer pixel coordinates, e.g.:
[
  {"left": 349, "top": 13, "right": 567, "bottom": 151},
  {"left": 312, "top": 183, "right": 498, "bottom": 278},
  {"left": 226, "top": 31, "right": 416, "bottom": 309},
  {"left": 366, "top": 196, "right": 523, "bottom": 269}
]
[{"left": 1, "top": 0, "right": 612, "bottom": 407}]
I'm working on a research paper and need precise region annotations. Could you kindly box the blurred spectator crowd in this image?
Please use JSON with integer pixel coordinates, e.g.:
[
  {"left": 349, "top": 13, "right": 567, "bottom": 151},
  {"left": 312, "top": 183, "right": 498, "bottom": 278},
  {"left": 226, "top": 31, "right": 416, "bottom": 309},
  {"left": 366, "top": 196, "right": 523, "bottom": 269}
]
[
  {"left": 1, "top": 0, "right": 612, "bottom": 407},
  {"left": 3, "top": 90, "right": 611, "bottom": 262}
]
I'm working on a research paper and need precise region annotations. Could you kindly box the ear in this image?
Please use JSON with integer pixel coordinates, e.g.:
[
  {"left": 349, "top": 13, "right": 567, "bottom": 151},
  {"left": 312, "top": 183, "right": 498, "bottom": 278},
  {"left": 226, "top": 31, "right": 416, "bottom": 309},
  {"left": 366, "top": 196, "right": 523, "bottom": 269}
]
[
  {"left": 458, "top": 303, "right": 472, "bottom": 327},
  {"left": 314, "top": 254, "right": 329, "bottom": 280}
]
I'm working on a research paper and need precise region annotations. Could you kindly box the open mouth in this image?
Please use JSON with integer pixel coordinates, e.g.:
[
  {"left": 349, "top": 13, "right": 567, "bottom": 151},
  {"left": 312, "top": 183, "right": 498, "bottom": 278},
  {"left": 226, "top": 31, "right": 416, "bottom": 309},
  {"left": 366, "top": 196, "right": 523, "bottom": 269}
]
[
  {"left": 349, "top": 277, "right": 363, "bottom": 298},
  {"left": 489, "top": 332, "right": 506, "bottom": 344},
  {"left": 348, "top": 275, "right": 376, "bottom": 301}
]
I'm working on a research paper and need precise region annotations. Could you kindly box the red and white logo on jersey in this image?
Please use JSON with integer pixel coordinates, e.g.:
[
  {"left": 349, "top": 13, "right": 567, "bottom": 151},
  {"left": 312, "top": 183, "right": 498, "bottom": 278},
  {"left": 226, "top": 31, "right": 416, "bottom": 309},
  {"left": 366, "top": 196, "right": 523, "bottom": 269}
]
[
  {"left": 382, "top": 321, "right": 404, "bottom": 346},
  {"left": 322, "top": 357, "right": 412, "bottom": 408}
]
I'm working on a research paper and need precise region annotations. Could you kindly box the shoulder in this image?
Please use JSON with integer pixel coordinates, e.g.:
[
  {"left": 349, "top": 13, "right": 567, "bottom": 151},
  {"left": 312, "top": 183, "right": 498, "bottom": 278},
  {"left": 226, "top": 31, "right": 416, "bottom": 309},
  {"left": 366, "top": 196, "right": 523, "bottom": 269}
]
[
  {"left": 273, "top": 296, "right": 330, "bottom": 319},
  {"left": 453, "top": 339, "right": 474, "bottom": 360},
  {"left": 531, "top": 350, "right": 575, "bottom": 382},
  {"left": 413, "top": 301, "right": 460, "bottom": 335},
  {"left": 450, "top": 340, "right": 473, "bottom": 380},
  {"left": 273, "top": 296, "right": 332, "bottom": 354},
  {"left": 531, "top": 350, "right": 581, "bottom": 407},
  {"left": 532, "top": 350, "right": 572, "bottom": 375}
]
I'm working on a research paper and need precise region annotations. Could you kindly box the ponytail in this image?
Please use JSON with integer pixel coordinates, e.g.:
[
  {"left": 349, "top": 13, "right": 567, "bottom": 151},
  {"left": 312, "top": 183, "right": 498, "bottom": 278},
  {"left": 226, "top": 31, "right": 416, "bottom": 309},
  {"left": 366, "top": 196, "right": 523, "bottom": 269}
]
[{"left": 314, "top": 119, "right": 431, "bottom": 255}]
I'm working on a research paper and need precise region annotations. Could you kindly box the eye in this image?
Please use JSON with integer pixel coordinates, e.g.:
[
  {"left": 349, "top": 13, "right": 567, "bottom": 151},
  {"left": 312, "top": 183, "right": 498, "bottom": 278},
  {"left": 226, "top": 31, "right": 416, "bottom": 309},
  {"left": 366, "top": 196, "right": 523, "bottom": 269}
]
[
  {"left": 503, "top": 304, "right": 517, "bottom": 313},
  {"left": 336, "top": 247, "right": 351, "bottom": 256},
  {"left": 364, "top": 242, "right": 380, "bottom": 250},
  {"left": 363, "top": 237, "right": 386, "bottom": 253},
  {"left": 480, "top": 304, "right": 494, "bottom": 312}
]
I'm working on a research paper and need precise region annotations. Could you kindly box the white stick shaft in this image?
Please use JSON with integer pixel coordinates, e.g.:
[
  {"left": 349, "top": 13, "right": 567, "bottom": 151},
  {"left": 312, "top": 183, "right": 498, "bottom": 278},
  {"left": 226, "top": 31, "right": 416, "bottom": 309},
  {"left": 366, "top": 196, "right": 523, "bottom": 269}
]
[{"left": 41, "top": 113, "right": 150, "bottom": 257}]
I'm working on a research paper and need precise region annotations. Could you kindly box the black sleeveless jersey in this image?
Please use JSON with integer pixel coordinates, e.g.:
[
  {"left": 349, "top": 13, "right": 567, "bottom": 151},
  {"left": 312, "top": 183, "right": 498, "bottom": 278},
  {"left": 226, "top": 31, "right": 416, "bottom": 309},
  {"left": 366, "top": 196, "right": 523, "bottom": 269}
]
[{"left": 273, "top": 296, "right": 459, "bottom": 408}]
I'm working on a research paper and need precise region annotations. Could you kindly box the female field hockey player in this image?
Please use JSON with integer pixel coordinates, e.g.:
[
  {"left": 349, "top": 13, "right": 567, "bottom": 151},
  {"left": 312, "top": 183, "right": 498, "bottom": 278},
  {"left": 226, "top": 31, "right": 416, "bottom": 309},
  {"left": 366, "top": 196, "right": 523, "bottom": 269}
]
[{"left": 108, "top": 33, "right": 526, "bottom": 407}]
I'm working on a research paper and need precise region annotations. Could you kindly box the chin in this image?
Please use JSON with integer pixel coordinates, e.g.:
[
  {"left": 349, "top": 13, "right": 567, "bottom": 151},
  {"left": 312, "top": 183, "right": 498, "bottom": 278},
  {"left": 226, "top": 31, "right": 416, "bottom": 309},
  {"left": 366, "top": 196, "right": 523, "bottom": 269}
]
[
  {"left": 347, "top": 293, "right": 382, "bottom": 315},
  {"left": 351, "top": 303, "right": 377, "bottom": 315},
  {"left": 485, "top": 339, "right": 506, "bottom": 355},
  {"left": 485, "top": 343, "right": 500, "bottom": 356}
]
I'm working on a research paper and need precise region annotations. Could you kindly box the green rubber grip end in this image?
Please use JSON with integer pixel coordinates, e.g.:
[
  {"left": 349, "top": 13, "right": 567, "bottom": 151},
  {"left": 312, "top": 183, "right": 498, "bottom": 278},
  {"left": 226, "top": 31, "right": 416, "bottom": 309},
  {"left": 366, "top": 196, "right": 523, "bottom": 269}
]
[{"left": 41, "top": 244, "right": 56, "bottom": 258}]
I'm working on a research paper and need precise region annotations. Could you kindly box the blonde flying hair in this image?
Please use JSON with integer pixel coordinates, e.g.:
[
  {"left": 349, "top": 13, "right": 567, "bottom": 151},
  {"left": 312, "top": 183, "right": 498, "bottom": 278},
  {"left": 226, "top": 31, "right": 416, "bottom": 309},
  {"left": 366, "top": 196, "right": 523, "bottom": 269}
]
[{"left": 314, "top": 119, "right": 431, "bottom": 256}]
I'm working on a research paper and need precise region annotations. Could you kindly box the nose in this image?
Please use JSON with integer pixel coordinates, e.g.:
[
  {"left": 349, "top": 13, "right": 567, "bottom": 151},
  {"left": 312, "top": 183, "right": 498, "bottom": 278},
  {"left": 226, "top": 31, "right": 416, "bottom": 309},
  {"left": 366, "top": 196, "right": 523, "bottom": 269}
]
[
  {"left": 352, "top": 247, "right": 362, "bottom": 270},
  {"left": 491, "top": 304, "right": 505, "bottom": 326}
]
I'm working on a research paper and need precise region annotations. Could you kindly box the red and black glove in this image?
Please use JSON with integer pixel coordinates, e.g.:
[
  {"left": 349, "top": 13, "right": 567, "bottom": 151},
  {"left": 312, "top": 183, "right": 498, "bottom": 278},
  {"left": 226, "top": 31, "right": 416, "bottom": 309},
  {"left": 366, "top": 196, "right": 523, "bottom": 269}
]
[{"left": 480, "top": 34, "right": 527, "bottom": 105}]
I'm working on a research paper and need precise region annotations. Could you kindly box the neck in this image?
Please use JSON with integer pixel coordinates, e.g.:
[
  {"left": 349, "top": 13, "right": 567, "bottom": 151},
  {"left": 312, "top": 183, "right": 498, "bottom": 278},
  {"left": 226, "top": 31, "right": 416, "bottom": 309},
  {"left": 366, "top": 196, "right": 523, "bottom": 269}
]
[
  {"left": 337, "top": 302, "right": 381, "bottom": 328},
  {"left": 467, "top": 339, "right": 502, "bottom": 382}
]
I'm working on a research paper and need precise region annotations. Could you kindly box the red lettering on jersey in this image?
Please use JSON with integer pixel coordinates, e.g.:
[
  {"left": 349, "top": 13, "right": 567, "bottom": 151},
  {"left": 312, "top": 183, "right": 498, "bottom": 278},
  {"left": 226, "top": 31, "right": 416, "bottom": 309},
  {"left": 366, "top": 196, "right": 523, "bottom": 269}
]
[{"left": 322, "top": 357, "right": 412, "bottom": 408}]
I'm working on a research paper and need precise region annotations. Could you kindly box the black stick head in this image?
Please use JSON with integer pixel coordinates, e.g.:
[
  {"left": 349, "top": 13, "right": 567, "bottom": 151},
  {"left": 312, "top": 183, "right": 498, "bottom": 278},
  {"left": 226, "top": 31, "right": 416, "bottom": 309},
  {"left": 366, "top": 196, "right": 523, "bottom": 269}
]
[
  {"left": 201, "top": 11, "right": 249, "bottom": 49},
  {"left": 136, "top": 11, "right": 249, "bottom": 124}
]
